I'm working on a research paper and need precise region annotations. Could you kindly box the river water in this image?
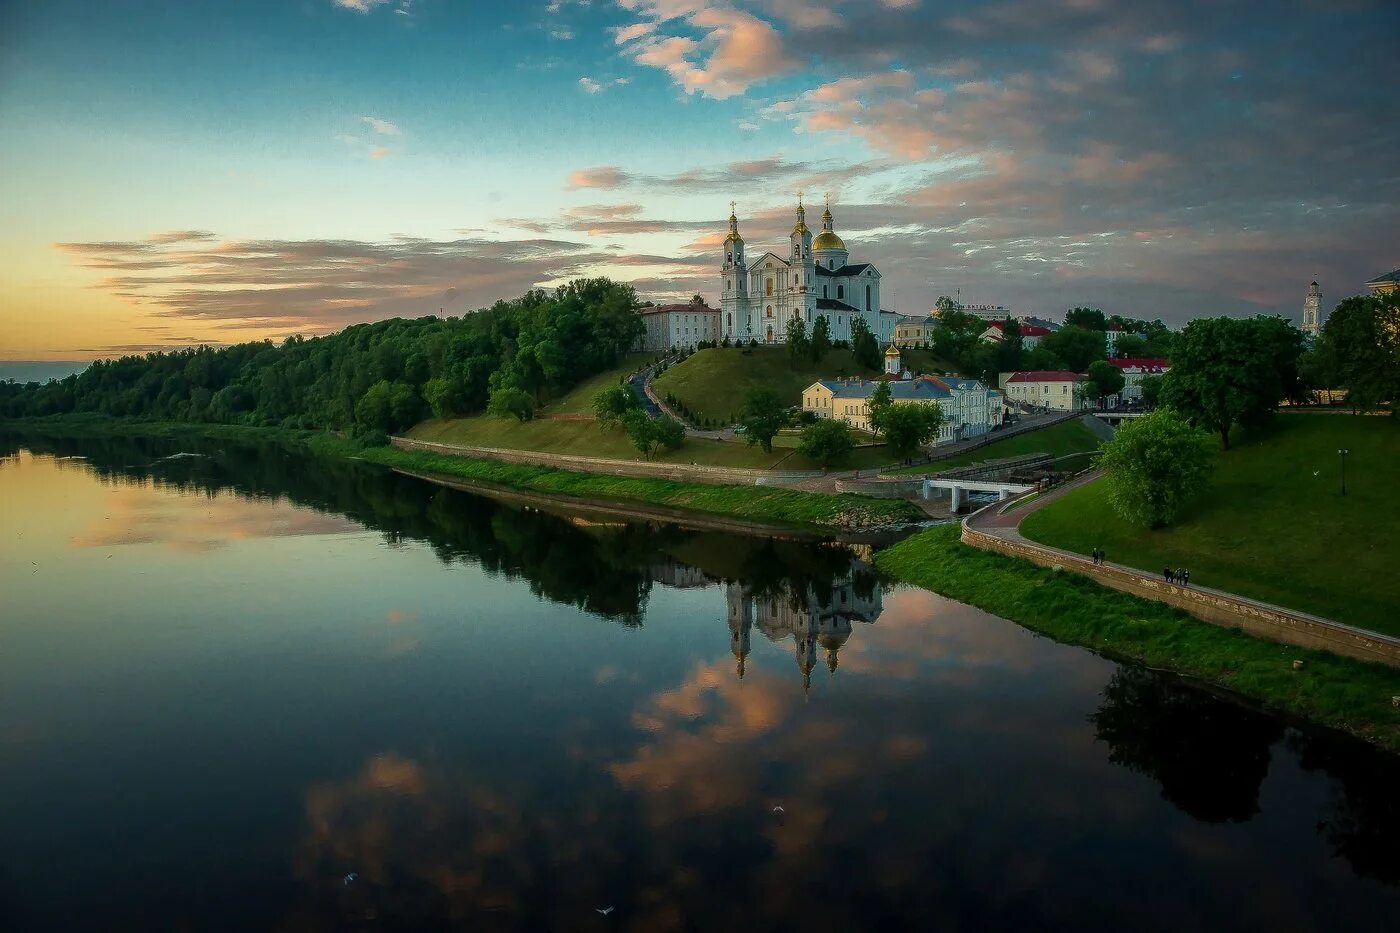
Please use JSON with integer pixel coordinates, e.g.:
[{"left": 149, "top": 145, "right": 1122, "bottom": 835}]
[{"left": 2, "top": 433, "right": 1398, "bottom": 931}]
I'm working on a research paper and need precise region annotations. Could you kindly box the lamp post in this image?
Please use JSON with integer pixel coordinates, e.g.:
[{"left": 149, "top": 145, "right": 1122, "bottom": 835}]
[{"left": 1339, "top": 448, "right": 1349, "bottom": 496}]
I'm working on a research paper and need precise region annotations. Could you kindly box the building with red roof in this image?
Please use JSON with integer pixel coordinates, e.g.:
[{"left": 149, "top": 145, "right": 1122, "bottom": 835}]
[
  {"left": 1104, "top": 358, "right": 1171, "bottom": 401},
  {"left": 980, "top": 320, "right": 1053, "bottom": 350},
  {"left": 999, "top": 370, "right": 1089, "bottom": 411}
]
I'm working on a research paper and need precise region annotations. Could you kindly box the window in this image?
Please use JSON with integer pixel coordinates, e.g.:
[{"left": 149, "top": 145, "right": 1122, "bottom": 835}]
[
  {"left": 726, "top": 252, "right": 732, "bottom": 263},
  {"left": 766, "top": 278, "right": 774, "bottom": 296},
  {"left": 828, "top": 259, "right": 835, "bottom": 269},
  {"left": 727, "top": 313, "right": 732, "bottom": 329},
  {"left": 866, "top": 285, "right": 871, "bottom": 310},
  {"left": 837, "top": 285, "right": 844, "bottom": 300},
  {"left": 766, "top": 305, "right": 773, "bottom": 318}
]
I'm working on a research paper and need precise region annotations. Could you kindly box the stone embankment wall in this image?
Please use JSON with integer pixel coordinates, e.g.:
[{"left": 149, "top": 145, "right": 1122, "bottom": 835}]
[
  {"left": 390, "top": 437, "right": 821, "bottom": 488},
  {"left": 832, "top": 477, "right": 924, "bottom": 498},
  {"left": 961, "top": 520, "right": 1400, "bottom": 668}
]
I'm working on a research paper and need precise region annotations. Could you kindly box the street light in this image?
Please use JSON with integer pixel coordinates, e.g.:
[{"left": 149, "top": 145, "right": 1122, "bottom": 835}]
[{"left": 1339, "top": 448, "right": 1349, "bottom": 496}]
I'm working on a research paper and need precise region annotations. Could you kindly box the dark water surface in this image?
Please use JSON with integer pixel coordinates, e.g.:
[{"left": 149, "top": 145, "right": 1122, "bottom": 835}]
[{"left": 2, "top": 433, "right": 1398, "bottom": 932}]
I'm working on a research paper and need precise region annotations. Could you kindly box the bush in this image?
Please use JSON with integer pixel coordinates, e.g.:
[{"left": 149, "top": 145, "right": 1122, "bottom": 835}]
[
  {"left": 1099, "top": 408, "right": 1215, "bottom": 528},
  {"left": 798, "top": 419, "right": 854, "bottom": 468}
]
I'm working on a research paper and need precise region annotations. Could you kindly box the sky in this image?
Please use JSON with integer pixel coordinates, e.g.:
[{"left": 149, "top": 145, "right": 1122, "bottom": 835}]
[{"left": 0, "top": 0, "right": 1397, "bottom": 360}]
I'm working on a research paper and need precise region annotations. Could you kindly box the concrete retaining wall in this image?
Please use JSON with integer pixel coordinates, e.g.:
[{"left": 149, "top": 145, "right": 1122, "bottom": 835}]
[
  {"left": 390, "top": 436, "right": 821, "bottom": 488},
  {"left": 960, "top": 521, "right": 1400, "bottom": 668},
  {"left": 833, "top": 477, "right": 923, "bottom": 498}
]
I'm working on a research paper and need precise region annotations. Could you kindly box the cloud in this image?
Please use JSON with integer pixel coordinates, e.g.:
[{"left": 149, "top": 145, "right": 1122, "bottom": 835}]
[
  {"left": 616, "top": 3, "right": 797, "bottom": 99},
  {"left": 332, "top": 0, "right": 390, "bottom": 11},
  {"left": 146, "top": 230, "right": 217, "bottom": 245},
  {"left": 359, "top": 115, "right": 401, "bottom": 136},
  {"left": 368, "top": 146, "right": 390, "bottom": 160},
  {"left": 566, "top": 165, "right": 629, "bottom": 189}
]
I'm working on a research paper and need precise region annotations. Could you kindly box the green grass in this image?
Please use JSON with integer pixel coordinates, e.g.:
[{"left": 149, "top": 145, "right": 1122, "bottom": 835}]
[
  {"left": 1021, "top": 414, "right": 1400, "bottom": 636},
  {"left": 876, "top": 524, "right": 1400, "bottom": 752},
  {"left": 539, "top": 352, "right": 656, "bottom": 413},
  {"left": 4, "top": 416, "right": 926, "bottom": 530},
  {"left": 652, "top": 346, "right": 959, "bottom": 425},
  {"left": 885, "top": 418, "right": 1103, "bottom": 475}
]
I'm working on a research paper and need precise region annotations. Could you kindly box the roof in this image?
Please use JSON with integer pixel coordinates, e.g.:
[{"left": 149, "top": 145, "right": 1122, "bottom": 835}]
[
  {"left": 815, "top": 297, "right": 860, "bottom": 312},
  {"left": 813, "top": 376, "right": 946, "bottom": 400},
  {"left": 1365, "top": 269, "right": 1400, "bottom": 286},
  {"left": 814, "top": 262, "right": 874, "bottom": 277},
  {"left": 1105, "top": 358, "right": 1170, "bottom": 372},
  {"left": 640, "top": 303, "right": 718, "bottom": 315},
  {"left": 1005, "top": 370, "right": 1084, "bottom": 383},
  {"left": 985, "top": 321, "right": 1051, "bottom": 337}
]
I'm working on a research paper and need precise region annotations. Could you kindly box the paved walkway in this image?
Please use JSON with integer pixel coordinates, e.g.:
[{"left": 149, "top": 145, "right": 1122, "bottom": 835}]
[{"left": 965, "top": 472, "right": 1400, "bottom": 665}]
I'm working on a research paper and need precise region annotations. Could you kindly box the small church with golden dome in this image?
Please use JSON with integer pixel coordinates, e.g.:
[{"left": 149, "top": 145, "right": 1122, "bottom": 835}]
[{"left": 720, "top": 195, "right": 882, "bottom": 345}]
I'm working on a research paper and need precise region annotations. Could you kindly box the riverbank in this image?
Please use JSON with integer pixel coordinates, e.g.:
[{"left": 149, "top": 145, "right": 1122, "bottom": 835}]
[
  {"left": 875, "top": 524, "right": 1400, "bottom": 753},
  {"left": 2, "top": 417, "right": 926, "bottom": 532}
]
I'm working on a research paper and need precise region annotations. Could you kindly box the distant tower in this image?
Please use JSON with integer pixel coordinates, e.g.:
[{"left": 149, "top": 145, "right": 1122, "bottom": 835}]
[
  {"left": 720, "top": 203, "right": 747, "bottom": 340},
  {"left": 1302, "top": 280, "right": 1322, "bottom": 338},
  {"left": 884, "top": 342, "right": 902, "bottom": 376}
]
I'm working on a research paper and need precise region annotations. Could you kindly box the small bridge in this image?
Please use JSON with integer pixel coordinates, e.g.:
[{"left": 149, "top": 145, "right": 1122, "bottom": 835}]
[
  {"left": 922, "top": 477, "right": 1036, "bottom": 512},
  {"left": 1091, "top": 410, "right": 1147, "bottom": 425}
]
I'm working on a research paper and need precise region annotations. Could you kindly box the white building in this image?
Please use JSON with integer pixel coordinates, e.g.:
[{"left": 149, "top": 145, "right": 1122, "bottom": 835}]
[
  {"left": 803, "top": 347, "right": 1003, "bottom": 443},
  {"left": 1367, "top": 269, "right": 1400, "bottom": 295},
  {"left": 962, "top": 303, "right": 1017, "bottom": 322},
  {"left": 1000, "top": 370, "right": 1088, "bottom": 411},
  {"left": 720, "top": 197, "right": 881, "bottom": 345},
  {"left": 893, "top": 314, "right": 938, "bottom": 347},
  {"left": 1301, "top": 281, "right": 1323, "bottom": 337},
  {"left": 1105, "top": 323, "right": 1125, "bottom": 355},
  {"left": 878, "top": 309, "right": 900, "bottom": 345},
  {"left": 980, "top": 320, "right": 1052, "bottom": 350},
  {"left": 1104, "top": 358, "right": 1170, "bottom": 401},
  {"left": 635, "top": 303, "right": 720, "bottom": 352}
]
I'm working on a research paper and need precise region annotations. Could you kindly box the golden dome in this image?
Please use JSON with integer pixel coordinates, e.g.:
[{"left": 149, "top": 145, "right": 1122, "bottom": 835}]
[
  {"left": 813, "top": 230, "right": 846, "bottom": 251},
  {"left": 725, "top": 230, "right": 743, "bottom": 242},
  {"left": 818, "top": 631, "right": 849, "bottom": 650},
  {"left": 884, "top": 343, "right": 901, "bottom": 357}
]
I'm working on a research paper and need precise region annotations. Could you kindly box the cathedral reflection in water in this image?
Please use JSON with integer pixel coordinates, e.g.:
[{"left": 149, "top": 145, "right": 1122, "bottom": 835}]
[{"left": 650, "top": 553, "right": 883, "bottom": 689}]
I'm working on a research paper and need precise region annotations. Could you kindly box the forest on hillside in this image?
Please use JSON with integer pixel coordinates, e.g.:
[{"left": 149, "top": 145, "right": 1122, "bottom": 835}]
[{"left": 0, "top": 278, "right": 642, "bottom": 437}]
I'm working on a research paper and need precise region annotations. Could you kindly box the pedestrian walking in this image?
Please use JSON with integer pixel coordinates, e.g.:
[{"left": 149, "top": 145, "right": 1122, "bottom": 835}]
[
  {"left": 1182, "top": 569, "right": 1191, "bottom": 587},
  {"left": 1164, "top": 566, "right": 1173, "bottom": 584}
]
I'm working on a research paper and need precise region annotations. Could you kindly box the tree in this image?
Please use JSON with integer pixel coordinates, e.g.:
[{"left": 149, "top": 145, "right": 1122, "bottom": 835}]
[
  {"left": 653, "top": 414, "right": 686, "bottom": 451},
  {"left": 1315, "top": 293, "right": 1400, "bottom": 413},
  {"left": 868, "top": 380, "right": 893, "bottom": 430},
  {"left": 1162, "top": 316, "right": 1305, "bottom": 449},
  {"left": 786, "top": 317, "right": 809, "bottom": 366},
  {"left": 1139, "top": 374, "right": 1165, "bottom": 407},
  {"left": 691, "top": 294, "right": 705, "bottom": 305},
  {"left": 1098, "top": 408, "right": 1215, "bottom": 528},
  {"left": 875, "top": 402, "right": 944, "bottom": 461},
  {"left": 934, "top": 295, "right": 963, "bottom": 312},
  {"left": 810, "top": 314, "right": 832, "bottom": 363},
  {"left": 797, "top": 418, "right": 854, "bottom": 468},
  {"left": 1064, "top": 307, "right": 1107, "bottom": 330},
  {"left": 355, "top": 379, "right": 422, "bottom": 434},
  {"left": 850, "top": 316, "right": 881, "bottom": 370},
  {"left": 1087, "top": 360, "right": 1126, "bottom": 405},
  {"left": 1041, "top": 326, "right": 1106, "bottom": 372},
  {"left": 592, "top": 383, "right": 639, "bottom": 429},
  {"left": 739, "top": 387, "right": 786, "bottom": 453},
  {"left": 1113, "top": 334, "right": 1150, "bottom": 358},
  {"left": 487, "top": 385, "right": 535, "bottom": 422}
]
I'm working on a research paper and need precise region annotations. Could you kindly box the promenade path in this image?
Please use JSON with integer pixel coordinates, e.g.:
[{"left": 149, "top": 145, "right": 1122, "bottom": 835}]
[{"left": 964, "top": 472, "right": 1400, "bottom": 667}]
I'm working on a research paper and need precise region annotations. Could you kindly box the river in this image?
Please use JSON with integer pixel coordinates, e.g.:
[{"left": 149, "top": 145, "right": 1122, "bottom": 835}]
[{"left": 2, "top": 432, "right": 1397, "bottom": 931}]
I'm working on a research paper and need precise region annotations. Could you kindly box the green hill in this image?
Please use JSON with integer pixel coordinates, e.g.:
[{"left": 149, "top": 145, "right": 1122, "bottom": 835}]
[
  {"left": 652, "top": 345, "right": 955, "bottom": 425},
  {"left": 1021, "top": 414, "right": 1400, "bottom": 636}
]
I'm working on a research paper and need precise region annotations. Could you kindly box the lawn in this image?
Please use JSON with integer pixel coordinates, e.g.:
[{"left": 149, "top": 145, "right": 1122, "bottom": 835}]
[
  {"left": 653, "top": 346, "right": 955, "bottom": 425},
  {"left": 884, "top": 418, "right": 1103, "bottom": 475},
  {"left": 1020, "top": 414, "right": 1400, "bottom": 636}
]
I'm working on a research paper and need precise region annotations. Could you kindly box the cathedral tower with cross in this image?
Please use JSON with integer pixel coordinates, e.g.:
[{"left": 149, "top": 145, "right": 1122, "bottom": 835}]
[{"left": 719, "top": 194, "right": 881, "bottom": 345}]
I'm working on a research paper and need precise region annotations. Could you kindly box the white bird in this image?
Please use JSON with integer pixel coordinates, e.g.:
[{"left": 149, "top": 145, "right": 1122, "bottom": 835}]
[
  {"left": 596, "top": 906, "right": 614, "bottom": 916},
  {"left": 772, "top": 806, "right": 785, "bottom": 813},
  {"left": 343, "top": 872, "right": 358, "bottom": 886},
  {"left": 1314, "top": 470, "right": 1320, "bottom": 476}
]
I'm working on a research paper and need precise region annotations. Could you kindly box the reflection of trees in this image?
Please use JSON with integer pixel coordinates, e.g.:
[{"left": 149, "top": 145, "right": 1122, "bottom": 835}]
[
  {"left": 1291, "top": 730, "right": 1400, "bottom": 885},
  {"left": 1091, "top": 667, "right": 1282, "bottom": 823},
  {"left": 5, "top": 430, "right": 880, "bottom": 631}
]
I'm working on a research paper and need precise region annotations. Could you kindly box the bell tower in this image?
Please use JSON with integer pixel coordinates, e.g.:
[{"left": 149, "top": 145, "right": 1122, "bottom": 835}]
[
  {"left": 1301, "top": 280, "right": 1322, "bottom": 338},
  {"left": 789, "top": 193, "right": 814, "bottom": 318},
  {"left": 721, "top": 203, "right": 748, "bottom": 340}
]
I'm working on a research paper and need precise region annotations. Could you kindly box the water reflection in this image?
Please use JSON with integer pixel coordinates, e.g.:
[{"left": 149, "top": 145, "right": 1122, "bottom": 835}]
[{"left": 4, "top": 431, "right": 1400, "bottom": 931}]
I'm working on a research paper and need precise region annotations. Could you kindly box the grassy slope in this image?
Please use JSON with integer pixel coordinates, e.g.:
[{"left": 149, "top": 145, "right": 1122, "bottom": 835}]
[
  {"left": 884, "top": 418, "right": 1102, "bottom": 475},
  {"left": 409, "top": 348, "right": 895, "bottom": 471},
  {"left": 652, "top": 346, "right": 881, "bottom": 424},
  {"left": 877, "top": 524, "right": 1400, "bottom": 752},
  {"left": 5, "top": 417, "right": 926, "bottom": 529},
  {"left": 1021, "top": 415, "right": 1400, "bottom": 636}
]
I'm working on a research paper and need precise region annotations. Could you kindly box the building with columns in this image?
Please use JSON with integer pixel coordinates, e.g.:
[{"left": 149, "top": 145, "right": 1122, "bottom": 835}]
[
  {"left": 1301, "top": 281, "right": 1323, "bottom": 338},
  {"left": 720, "top": 196, "right": 881, "bottom": 345},
  {"left": 1365, "top": 269, "right": 1399, "bottom": 295}
]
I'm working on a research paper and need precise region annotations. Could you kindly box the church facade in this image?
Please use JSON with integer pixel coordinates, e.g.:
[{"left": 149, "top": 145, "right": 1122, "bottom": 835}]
[{"left": 719, "top": 197, "right": 881, "bottom": 345}]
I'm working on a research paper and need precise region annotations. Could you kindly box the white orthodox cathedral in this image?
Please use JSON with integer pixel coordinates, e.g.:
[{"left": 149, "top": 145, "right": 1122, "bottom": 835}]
[{"left": 720, "top": 197, "right": 882, "bottom": 344}]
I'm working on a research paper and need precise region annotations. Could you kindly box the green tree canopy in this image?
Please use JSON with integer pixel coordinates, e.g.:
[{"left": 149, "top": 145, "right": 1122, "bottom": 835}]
[
  {"left": 1087, "top": 360, "right": 1127, "bottom": 402},
  {"left": 592, "top": 383, "right": 640, "bottom": 430},
  {"left": 487, "top": 386, "right": 535, "bottom": 422},
  {"left": 1139, "top": 374, "right": 1165, "bottom": 407},
  {"left": 868, "top": 380, "right": 893, "bottom": 428},
  {"left": 810, "top": 314, "right": 832, "bottom": 363},
  {"left": 786, "top": 316, "right": 809, "bottom": 366},
  {"left": 739, "top": 387, "right": 786, "bottom": 453},
  {"left": 875, "top": 402, "right": 944, "bottom": 461},
  {"left": 1162, "top": 316, "right": 1304, "bottom": 449},
  {"left": 1316, "top": 293, "right": 1400, "bottom": 413},
  {"left": 1065, "top": 307, "right": 1107, "bottom": 330},
  {"left": 849, "top": 316, "right": 881, "bottom": 370},
  {"left": 621, "top": 410, "right": 684, "bottom": 459},
  {"left": 1098, "top": 408, "right": 1216, "bottom": 528},
  {"left": 797, "top": 418, "right": 854, "bottom": 469},
  {"left": 1041, "top": 326, "right": 1107, "bottom": 372}
]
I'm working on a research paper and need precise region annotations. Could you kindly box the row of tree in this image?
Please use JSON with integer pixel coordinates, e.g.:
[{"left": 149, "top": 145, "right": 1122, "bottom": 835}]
[{"left": 0, "top": 278, "right": 644, "bottom": 439}]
